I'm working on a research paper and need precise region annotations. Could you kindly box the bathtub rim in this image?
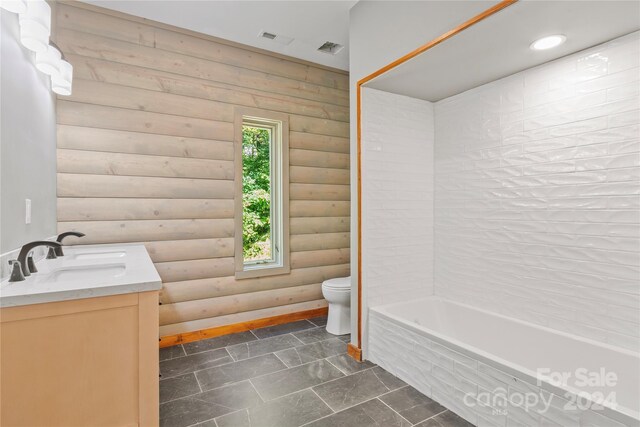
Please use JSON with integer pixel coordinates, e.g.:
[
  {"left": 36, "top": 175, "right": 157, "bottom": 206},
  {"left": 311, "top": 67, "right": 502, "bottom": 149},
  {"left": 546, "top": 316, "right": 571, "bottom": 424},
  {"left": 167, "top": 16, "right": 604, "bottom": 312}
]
[{"left": 369, "top": 296, "right": 640, "bottom": 426}]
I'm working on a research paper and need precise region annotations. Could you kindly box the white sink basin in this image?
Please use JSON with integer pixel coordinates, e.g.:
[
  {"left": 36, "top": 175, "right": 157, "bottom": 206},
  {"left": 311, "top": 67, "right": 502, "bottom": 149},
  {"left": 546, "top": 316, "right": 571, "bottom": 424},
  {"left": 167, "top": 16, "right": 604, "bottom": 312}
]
[
  {"left": 0, "top": 243, "right": 161, "bottom": 308},
  {"left": 69, "top": 251, "right": 126, "bottom": 260},
  {"left": 48, "top": 263, "right": 126, "bottom": 282}
]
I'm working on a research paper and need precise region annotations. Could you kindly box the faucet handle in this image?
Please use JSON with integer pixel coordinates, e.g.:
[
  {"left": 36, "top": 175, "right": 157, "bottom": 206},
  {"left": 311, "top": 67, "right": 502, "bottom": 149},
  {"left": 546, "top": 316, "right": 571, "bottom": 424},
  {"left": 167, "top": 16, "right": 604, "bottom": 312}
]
[
  {"left": 46, "top": 247, "right": 58, "bottom": 259},
  {"left": 8, "top": 260, "right": 25, "bottom": 282}
]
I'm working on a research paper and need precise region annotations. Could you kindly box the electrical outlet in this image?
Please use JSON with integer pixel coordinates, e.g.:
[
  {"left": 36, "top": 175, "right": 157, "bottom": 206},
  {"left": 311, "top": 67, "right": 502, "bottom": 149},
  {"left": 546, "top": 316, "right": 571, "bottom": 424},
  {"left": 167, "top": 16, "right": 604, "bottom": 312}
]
[{"left": 25, "top": 199, "right": 31, "bottom": 224}]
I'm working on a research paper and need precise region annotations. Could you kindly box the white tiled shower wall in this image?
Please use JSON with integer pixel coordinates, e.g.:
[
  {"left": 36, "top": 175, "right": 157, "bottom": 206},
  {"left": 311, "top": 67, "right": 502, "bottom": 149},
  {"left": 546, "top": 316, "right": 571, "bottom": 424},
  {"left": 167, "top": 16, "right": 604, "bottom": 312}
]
[
  {"left": 361, "top": 88, "right": 434, "bottom": 350},
  {"left": 434, "top": 32, "right": 640, "bottom": 351}
]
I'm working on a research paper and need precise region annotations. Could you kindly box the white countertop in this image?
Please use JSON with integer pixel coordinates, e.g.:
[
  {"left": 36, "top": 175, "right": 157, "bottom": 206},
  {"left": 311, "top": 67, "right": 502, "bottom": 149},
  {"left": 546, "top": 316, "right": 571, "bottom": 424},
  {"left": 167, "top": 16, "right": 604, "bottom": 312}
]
[{"left": 0, "top": 243, "right": 162, "bottom": 308}]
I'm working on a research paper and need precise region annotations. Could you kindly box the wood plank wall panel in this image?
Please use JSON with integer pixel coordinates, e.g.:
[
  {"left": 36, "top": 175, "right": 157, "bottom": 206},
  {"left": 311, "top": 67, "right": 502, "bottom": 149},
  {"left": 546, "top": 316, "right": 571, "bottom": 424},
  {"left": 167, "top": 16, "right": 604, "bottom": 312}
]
[{"left": 54, "top": 2, "right": 350, "bottom": 336}]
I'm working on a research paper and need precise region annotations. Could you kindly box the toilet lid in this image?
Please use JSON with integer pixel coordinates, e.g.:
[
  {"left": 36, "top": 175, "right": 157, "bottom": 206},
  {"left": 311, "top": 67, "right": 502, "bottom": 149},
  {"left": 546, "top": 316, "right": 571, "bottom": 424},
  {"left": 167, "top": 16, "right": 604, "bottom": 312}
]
[{"left": 323, "top": 276, "right": 351, "bottom": 289}]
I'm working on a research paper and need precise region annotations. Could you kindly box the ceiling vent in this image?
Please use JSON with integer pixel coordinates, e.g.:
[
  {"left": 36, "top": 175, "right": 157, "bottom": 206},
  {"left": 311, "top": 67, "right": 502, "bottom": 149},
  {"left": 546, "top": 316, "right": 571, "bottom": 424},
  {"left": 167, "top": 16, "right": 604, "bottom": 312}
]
[
  {"left": 317, "top": 41, "right": 344, "bottom": 55},
  {"left": 258, "top": 31, "right": 294, "bottom": 46}
]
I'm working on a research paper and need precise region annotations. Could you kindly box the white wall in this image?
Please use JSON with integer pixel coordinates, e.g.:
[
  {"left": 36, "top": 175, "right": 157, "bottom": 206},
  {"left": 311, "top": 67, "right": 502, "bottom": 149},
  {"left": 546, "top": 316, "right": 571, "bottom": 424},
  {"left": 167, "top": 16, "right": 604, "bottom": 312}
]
[
  {"left": 361, "top": 87, "right": 434, "bottom": 354},
  {"left": 348, "top": 0, "right": 495, "bottom": 340},
  {"left": 434, "top": 32, "right": 640, "bottom": 351},
  {"left": 0, "top": 10, "right": 57, "bottom": 256}
]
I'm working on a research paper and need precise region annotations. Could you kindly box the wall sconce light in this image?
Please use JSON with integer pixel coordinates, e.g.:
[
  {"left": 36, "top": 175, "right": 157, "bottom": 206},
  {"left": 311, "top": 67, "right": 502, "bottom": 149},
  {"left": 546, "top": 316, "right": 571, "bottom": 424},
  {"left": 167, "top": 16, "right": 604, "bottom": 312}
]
[
  {"left": 1, "top": 0, "right": 73, "bottom": 96},
  {"left": 52, "top": 57, "right": 73, "bottom": 96},
  {"left": 35, "top": 43, "right": 61, "bottom": 76},
  {"left": 18, "top": 0, "right": 51, "bottom": 53}
]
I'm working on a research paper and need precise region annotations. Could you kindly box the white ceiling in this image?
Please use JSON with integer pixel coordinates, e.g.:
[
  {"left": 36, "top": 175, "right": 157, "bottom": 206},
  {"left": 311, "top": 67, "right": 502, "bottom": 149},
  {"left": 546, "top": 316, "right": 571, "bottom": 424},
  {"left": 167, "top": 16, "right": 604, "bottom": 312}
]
[
  {"left": 367, "top": 0, "right": 640, "bottom": 101},
  {"left": 83, "top": 0, "right": 356, "bottom": 70}
]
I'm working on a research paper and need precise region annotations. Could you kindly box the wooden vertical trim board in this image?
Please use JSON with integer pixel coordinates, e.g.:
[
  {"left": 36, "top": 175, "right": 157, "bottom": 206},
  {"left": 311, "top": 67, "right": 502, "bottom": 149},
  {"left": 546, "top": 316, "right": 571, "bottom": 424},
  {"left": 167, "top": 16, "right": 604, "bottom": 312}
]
[
  {"left": 353, "top": 0, "right": 518, "bottom": 358},
  {"left": 138, "top": 291, "right": 159, "bottom": 427},
  {"left": 356, "top": 83, "right": 363, "bottom": 352},
  {"left": 158, "top": 307, "right": 327, "bottom": 347},
  {"left": 347, "top": 343, "right": 362, "bottom": 361}
]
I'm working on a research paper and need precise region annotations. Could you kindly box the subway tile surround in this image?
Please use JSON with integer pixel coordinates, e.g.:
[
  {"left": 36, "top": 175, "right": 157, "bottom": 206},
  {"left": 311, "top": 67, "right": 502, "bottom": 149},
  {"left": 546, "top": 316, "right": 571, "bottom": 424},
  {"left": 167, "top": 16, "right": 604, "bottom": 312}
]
[
  {"left": 361, "top": 88, "right": 435, "bottom": 352},
  {"left": 434, "top": 32, "right": 640, "bottom": 352}
]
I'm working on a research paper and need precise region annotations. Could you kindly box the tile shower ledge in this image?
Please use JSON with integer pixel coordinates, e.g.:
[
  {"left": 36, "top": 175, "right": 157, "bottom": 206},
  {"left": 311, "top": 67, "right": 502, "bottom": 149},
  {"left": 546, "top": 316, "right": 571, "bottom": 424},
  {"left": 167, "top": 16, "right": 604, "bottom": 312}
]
[{"left": 0, "top": 243, "right": 161, "bottom": 307}]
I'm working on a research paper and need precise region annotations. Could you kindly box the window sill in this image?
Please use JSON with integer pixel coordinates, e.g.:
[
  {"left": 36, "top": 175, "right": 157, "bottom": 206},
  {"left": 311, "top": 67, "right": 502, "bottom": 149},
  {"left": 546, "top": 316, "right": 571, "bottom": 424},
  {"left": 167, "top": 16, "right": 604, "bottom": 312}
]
[{"left": 235, "top": 265, "right": 290, "bottom": 280}]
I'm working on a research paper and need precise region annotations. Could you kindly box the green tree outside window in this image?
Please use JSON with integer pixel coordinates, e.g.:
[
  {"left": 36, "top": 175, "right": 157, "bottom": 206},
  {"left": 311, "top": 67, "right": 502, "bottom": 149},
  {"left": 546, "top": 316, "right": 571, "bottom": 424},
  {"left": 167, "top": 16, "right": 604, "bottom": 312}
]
[{"left": 242, "top": 126, "right": 272, "bottom": 261}]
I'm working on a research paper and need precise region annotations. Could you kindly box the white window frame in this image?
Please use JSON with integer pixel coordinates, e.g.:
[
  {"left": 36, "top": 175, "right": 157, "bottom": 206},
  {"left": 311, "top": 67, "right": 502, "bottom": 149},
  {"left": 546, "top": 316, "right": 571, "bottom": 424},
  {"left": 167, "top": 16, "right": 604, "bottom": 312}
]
[{"left": 234, "top": 108, "right": 290, "bottom": 279}]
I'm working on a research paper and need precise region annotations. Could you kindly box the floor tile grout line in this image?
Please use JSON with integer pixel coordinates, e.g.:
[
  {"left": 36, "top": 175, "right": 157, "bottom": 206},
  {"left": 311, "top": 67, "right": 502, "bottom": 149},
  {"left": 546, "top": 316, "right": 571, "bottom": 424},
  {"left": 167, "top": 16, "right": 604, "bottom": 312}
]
[
  {"left": 377, "top": 396, "right": 415, "bottom": 426},
  {"left": 250, "top": 381, "right": 385, "bottom": 423},
  {"left": 188, "top": 348, "right": 291, "bottom": 377},
  {"left": 193, "top": 349, "right": 348, "bottom": 387},
  {"left": 207, "top": 408, "right": 248, "bottom": 427},
  {"left": 163, "top": 328, "right": 344, "bottom": 360},
  {"left": 160, "top": 345, "right": 231, "bottom": 365},
  {"left": 324, "top": 356, "right": 377, "bottom": 377},
  {"left": 193, "top": 370, "right": 204, "bottom": 393},
  {"left": 377, "top": 384, "right": 410, "bottom": 399},
  {"left": 271, "top": 349, "right": 291, "bottom": 367},
  {"left": 160, "top": 354, "right": 234, "bottom": 380},
  {"left": 309, "top": 387, "right": 337, "bottom": 414},
  {"left": 248, "top": 378, "right": 268, "bottom": 403},
  {"left": 323, "top": 356, "right": 347, "bottom": 376},
  {"left": 249, "top": 329, "right": 260, "bottom": 340},
  {"left": 159, "top": 389, "right": 203, "bottom": 406},
  {"left": 413, "top": 408, "right": 450, "bottom": 426},
  {"left": 222, "top": 333, "right": 303, "bottom": 358},
  {"left": 193, "top": 363, "right": 293, "bottom": 393},
  {"left": 210, "top": 408, "right": 247, "bottom": 426},
  {"left": 290, "top": 333, "right": 308, "bottom": 346},
  {"left": 242, "top": 356, "right": 378, "bottom": 409},
  {"left": 161, "top": 378, "right": 262, "bottom": 408},
  {"left": 160, "top": 352, "right": 364, "bottom": 401},
  {"left": 298, "top": 396, "right": 402, "bottom": 427},
  {"left": 251, "top": 321, "right": 317, "bottom": 340},
  {"left": 175, "top": 336, "right": 345, "bottom": 375},
  {"left": 241, "top": 354, "right": 376, "bottom": 399}
]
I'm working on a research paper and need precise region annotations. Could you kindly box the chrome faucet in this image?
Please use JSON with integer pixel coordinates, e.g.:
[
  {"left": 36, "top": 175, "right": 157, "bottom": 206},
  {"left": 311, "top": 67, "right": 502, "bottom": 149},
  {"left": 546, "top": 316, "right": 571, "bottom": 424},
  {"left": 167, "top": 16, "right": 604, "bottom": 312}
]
[
  {"left": 16, "top": 241, "right": 62, "bottom": 278},
  {"left": 52, "top": 231, "right": 85, "bottom": 257}
]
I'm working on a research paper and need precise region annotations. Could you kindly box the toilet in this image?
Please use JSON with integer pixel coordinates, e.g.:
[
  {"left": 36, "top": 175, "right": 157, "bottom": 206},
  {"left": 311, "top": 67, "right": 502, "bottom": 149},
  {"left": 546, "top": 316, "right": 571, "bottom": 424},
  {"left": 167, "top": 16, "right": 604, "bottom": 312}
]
[{"left": 321, "top": 276, "right": 351, "bottom": 335}]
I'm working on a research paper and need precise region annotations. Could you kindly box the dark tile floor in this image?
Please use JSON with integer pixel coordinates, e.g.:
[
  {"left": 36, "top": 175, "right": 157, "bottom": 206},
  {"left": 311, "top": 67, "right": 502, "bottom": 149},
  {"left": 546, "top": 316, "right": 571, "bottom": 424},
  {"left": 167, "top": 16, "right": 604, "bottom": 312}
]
[{"left": 159, "top": 317, "right": 473, "bottom": 427}]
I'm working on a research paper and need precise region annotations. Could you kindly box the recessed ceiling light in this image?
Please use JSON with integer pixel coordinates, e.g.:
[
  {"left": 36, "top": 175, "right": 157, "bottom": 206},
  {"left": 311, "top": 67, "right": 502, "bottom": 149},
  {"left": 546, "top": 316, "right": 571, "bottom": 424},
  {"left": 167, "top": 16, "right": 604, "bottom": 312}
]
[{"left": 530, "top": 35, "right": 566, "bottom": 51}]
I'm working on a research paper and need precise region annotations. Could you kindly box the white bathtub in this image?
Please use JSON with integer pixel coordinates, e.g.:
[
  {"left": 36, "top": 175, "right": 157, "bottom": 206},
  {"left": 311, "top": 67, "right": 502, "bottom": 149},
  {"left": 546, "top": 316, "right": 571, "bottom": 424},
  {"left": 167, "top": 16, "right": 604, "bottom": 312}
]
[{"left": 368, "top": 297, "right": 639, "bottom": 427}]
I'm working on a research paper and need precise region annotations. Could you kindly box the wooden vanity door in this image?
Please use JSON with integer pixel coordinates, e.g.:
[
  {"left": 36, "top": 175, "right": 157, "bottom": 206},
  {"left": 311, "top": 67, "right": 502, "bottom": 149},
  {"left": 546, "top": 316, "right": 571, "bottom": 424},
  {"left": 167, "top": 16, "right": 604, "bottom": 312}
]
[{"left": 0, "top": 291, "right": 159, "bottom": 427}]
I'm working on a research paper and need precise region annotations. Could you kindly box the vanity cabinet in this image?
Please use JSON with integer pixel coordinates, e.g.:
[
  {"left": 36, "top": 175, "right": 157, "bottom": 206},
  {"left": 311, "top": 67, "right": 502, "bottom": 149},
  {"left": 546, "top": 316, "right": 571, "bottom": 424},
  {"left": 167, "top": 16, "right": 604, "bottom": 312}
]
[{"left": 0, "top": 291, "right": 159, "bottom": 427}]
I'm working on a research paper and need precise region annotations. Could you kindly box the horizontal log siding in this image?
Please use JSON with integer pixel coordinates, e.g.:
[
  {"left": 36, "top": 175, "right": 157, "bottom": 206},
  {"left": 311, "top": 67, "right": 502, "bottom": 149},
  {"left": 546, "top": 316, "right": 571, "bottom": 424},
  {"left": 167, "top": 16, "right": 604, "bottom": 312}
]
[{"left": 55, "top": 2, "right": 350, "bottom": 336}]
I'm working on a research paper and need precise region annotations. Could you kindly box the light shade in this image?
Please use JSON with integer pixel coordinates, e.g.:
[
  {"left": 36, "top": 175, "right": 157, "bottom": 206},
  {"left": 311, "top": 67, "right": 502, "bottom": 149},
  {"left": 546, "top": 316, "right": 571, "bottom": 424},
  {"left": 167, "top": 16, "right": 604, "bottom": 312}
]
[
  {"left": 530, "top": 35, "right": 566, "bottom": 51},
  {"left": 36, "top": 44, "right": 62, "bottom": 77},
  {"left": 52, "top": 60, "right": 73, "bottom": 96},
  {"left": 0, "top": 0, "right": 27, "bottom": 14},
  {"left": 18, "top": 0, "right": 51, "bottom": 53}
]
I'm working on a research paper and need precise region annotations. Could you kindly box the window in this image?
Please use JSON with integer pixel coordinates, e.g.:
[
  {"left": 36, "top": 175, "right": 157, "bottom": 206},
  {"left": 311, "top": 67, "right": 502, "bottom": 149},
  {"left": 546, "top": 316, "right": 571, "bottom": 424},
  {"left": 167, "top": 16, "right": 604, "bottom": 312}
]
[{"left": 234, "top": 109, "right": 290, "bottom": 279}]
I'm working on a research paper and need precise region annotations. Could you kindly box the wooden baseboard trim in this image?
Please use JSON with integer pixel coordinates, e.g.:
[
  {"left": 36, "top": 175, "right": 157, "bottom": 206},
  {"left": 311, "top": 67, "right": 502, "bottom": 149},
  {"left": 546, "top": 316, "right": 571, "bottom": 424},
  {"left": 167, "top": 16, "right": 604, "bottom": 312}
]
[
  {"left": 159, "top": 307, "right": 328, "bottom": 348},
  {"left": 347, "top": 343, "right": 362, "bottom": 361}
]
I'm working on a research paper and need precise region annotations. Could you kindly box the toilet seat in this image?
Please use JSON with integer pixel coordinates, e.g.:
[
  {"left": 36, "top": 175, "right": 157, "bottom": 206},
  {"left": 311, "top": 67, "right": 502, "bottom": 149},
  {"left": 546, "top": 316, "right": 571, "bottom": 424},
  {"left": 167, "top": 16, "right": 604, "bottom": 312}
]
[{"left": 322, "top": 276, "right": 350, "bottom": 290}]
